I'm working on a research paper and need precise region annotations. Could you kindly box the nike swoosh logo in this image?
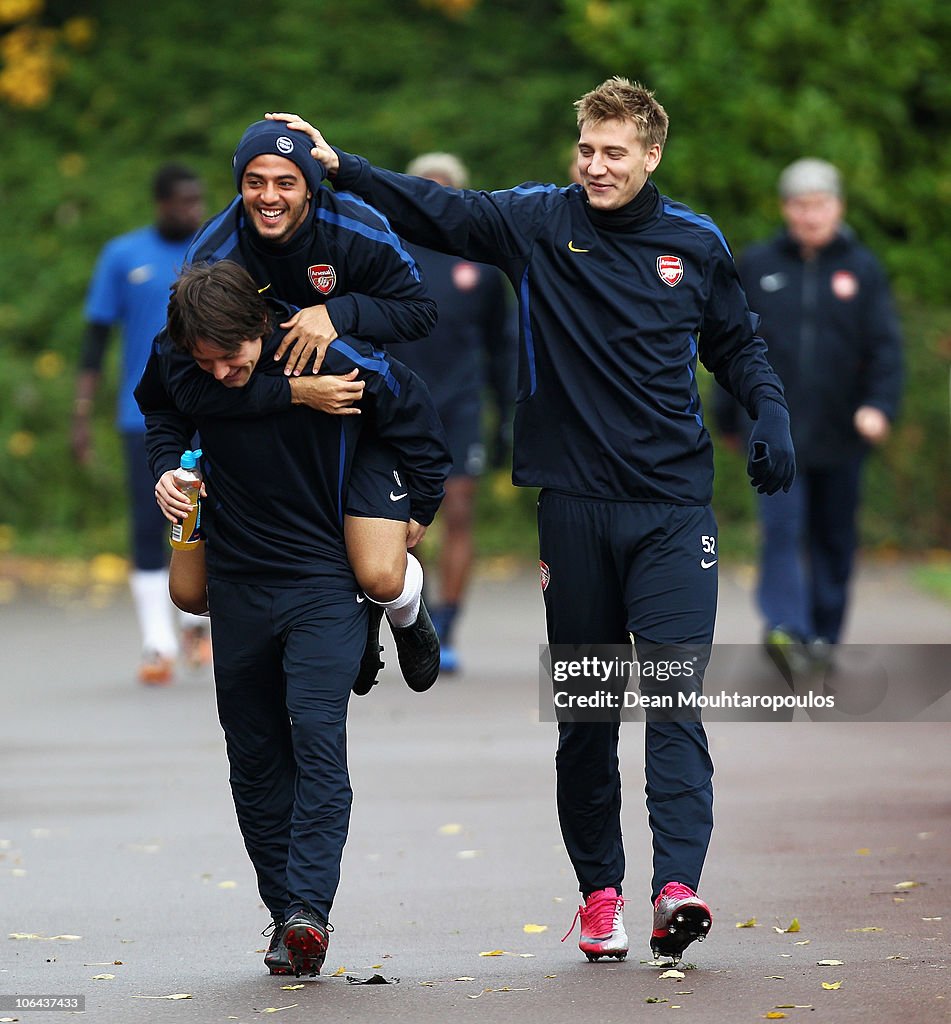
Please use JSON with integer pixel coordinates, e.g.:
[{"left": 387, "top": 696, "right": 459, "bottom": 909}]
[
  {"left": 701, "top": 559, "right": 718, "bottom": 569},
  {"left": 567, "top": 240, "right": 590, "bottom": 253},
  {"left": 389, "top": 491, "right": 408, "bottom": 501},
  {"left": 355, "top": 594, "right": 365, "bottom": 603}
]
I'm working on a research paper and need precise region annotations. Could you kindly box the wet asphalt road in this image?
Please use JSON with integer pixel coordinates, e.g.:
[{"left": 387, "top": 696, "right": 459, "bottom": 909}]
[{"left": 1, "top": 559, "right": 948, "bottom": 1023}]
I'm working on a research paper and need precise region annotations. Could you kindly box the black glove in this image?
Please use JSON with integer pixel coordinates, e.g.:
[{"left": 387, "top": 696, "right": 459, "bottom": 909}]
[{"left": 747, "top": 399, "right": 796, "bottom": 495}]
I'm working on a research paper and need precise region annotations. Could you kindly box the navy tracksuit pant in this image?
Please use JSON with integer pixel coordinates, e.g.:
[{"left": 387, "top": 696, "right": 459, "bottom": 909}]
[
  {"left": 207, "top": 578, "right": 366, "bottom": 923},
  {"left": 124, "top": 432, "right": 173, "bottom": 571},
  {"left": 757, "top": 456, "right": 864, "bottom": 644},
  {"left": 538, "top": 491, "right": 717, "bottom": 903}
]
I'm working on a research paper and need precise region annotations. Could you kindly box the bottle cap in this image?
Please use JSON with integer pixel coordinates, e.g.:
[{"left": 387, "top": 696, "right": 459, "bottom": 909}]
[{"left": 179, "top": 448, "right": 203, "bottom": 469}]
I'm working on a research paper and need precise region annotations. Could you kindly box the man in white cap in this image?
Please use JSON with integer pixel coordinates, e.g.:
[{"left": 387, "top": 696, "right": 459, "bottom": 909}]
[{"left": 718, "top": 158, "right": 903, "bottom": 674}]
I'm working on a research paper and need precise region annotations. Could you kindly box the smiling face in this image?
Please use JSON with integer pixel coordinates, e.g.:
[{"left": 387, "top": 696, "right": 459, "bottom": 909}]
[
  {"left": 191, "top": 336, "right": 263, "bottom": 389},
  {"left": 241, "top": 154, "right": 311, "bottom": 244},
  {"left": 577, "top": 117, "right": 662, "bottom": 211}
]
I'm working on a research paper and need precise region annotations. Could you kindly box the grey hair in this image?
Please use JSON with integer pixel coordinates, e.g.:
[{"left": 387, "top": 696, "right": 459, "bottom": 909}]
[{"left": 406, "top": 152, "right": 469, "bottom": 189}]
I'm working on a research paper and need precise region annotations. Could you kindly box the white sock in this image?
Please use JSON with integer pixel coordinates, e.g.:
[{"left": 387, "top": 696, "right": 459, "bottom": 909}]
[
  {"left": 370, "top": 552, "right": 423, "bottom": 629},
  {"left": 129, "top": 569, "right": 178, "bottom": 658},
  {"left": 178, "top": 609, "right": 210, "bottom": 628}
]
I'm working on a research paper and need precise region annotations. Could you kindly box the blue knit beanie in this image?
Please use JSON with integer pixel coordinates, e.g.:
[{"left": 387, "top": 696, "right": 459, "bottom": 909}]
[{"left": 232, "top": 120, "right": 326, "bottom": 195}]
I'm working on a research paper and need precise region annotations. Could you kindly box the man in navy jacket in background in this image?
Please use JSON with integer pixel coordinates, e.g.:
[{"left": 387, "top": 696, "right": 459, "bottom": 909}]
[{"left": 717, "top": 158, "right": 902, "bottom": 674}]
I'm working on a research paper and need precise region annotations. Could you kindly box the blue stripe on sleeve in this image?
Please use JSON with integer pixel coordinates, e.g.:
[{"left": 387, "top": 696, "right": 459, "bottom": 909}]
[
  {"left": 332, "top": 191, "right": 396, "bottom": 232},
  {"left": 494, "top": 183, "right": 560, "bottom": 198},
  {"left": 314, "top": 207, "right": 421, "bottom": 281},
  {"left": 663, "top": 204, "right": 733, "bottom": 258},
  {"left": 518, "top": 267, "right": 537, "bottom": 396},
  {"left": 684, "top": 334, "right": 704, "bottom": 427},
  {"left": 329, "top": 339, "right": 401, "bottom": 396},
  {"left": 186, "top": 199, "right": 241, "bottom": 265},
  {"left": 208, "top": 229, "right": 239, "bottom": 264}
]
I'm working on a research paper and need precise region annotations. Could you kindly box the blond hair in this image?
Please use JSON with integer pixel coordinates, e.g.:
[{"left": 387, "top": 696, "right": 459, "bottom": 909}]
[{"left": 574, "top": 77, "right": 669, "bottom": 150}]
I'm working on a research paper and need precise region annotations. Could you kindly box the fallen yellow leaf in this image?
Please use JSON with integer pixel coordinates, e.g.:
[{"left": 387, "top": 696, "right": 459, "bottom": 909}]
[
  {"left": 371, "top": 964, "right": 383, "bottom": 969},
  {"left": 261, "top": 1006, "right": 298, "bottom": 1014},
  {"left": 331, "top": 966, "right": 347, "bottom": 976},
  {"left": 92, "top": 974, "right": 115, "bottom": 980},
  {"left": 523, "top": 924, "right": 548, "bottom": 934},
  {"left": 455, "top": 977, "right": 475, "bottom": 982},
  {"left": 480, "top": 950, "right": 506, "bottom": 957},
  {"left": 821, "top": 981, "right": 843, "bottom": 991},
  {"left": 855, "top": 848, "right": 870, "bottom": 856},
  {"left": 895, "top": 881, "right": 920, "bottom": 889},
  {"left": 736, "top": 918, "right": 758, "bottom": 928},
  {"left": 438, "top": 823, "right": 463, "bottom": 835},
  {"left": 659, "top": 969, "right": 685, "bottom": 980},
  {"left": 280, "top": 985, "right": 304, "bottom": 990},
  {"left": 457, "top": 850, "right": 483, "bottom": 859},
  {"left": 817, "top": 959, "right": 844, "bottom": 966},
  {"left": 132, "top": 994, "right": 193, "bottom": 1000},
  {"left": 764, "top": 1014, "right": 787, "bottom": 1020},
  {"left": 217, "top": 880, "right": 237, "bottom": 889},
  {"left": 793, "top": 940, "right": 811, "bottom": 946}
]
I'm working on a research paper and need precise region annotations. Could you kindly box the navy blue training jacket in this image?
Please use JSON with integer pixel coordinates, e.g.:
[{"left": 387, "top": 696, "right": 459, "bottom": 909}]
[
  {"left": 396, "top": 244, "right": 515, "bottom": 412},
  {"left": 133, "top": 301, "right": 451, "bottom": 584},
  {"left": 733, "top": 229, "right": 902, "bottom": 467},
  {"left": 186, "top": 188, "right": 436, "bottom": 349},
  {"left": 333, "top": 152, "right": 787, "bottom": 505}
]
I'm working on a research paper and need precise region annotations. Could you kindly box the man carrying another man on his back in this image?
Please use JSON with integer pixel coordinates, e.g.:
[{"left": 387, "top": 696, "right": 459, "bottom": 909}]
[{"left": 135, "top": 259, "right": 450, "bottom": 977}]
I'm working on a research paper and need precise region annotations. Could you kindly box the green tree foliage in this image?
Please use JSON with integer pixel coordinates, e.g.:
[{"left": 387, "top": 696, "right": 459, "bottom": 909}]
[
  {"left": 565, "top": 0, "right": 951, "bottom": 548},
  {"left": 563, "top": 0, "right": 951, "bottom": 298},
  {"left": 0, "top": 0, "right": 598, "bottom": 556},
  {"left": 0, "top": 0, "right": 948, "bottom": 557}
]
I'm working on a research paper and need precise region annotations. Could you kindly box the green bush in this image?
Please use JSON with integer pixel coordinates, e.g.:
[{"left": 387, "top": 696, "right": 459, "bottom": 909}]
[{"left": 1, "top": 0, "right": 949, "bottom": 560}]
